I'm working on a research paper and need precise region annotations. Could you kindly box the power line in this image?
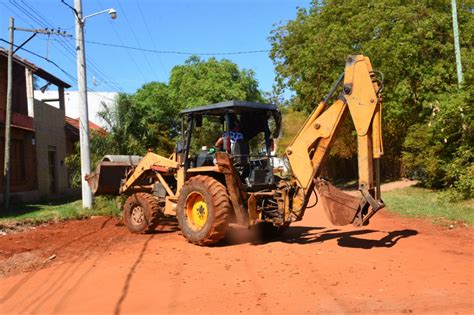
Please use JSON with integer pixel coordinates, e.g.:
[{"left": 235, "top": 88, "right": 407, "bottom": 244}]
[
  {"left": 0, "top": 2, "right": 34, "bottom": 27},
  {"left": 43, "top": 1, "right": 124, "bottom": 92},
  {"left": 10, "top": 0, "right": 123, "bottom": 91},
  {"left": 136, "top": 0, "right": 168, "bottom": 78},
  {"left": 0, "top": 38, "right": 76, "bottom": 83},
  {"left": 96, "top": 0, "right": 148, "bottom": 82},
  {"left": 12, "top": 0, "right": 125, "bottom": 92},
  {"left": 48, "top": 38, "right": 270, "bottom": 56},
  {"left": 51, "top": 16, "right": 124, "bottom": 92},
  {"left": 117, "top": 0, "right": 159, "bottom": 81},
  {"left": 88, "top": 40, "right": 271, "bottom": 55}
]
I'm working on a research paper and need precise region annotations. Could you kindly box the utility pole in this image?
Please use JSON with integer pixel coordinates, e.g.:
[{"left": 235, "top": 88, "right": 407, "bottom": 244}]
[
  {"left": 3, "top": 17, "right": 14, "bottom": 210},
  {"left": 3, "top": 19, "right": 71, "bottom": 210},
  {"left": 451, "top": 0, "right": 463, "bottom": 88},
  {"left": 75, "top": 0, "right": 93, "bottom": 208}
]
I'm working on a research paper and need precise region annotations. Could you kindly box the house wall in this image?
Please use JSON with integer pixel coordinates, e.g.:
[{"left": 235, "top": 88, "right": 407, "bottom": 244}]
[
  {"left": 34, "top": 99, "right": 69, "bottom": 198},
  {"left": 0, "top": 54, "right": 74, "bottom": 203},
  {"left": 0, "top": 56, "right": 38, "bottom": 203},
  {"left": 0, "top": 57, "right": 28, "bottom": 115},
  {"left": 0, "top": 127, "right": 37, "bottom": 192},
  {"left": 34, "top": 90, "right": 117, "bottom": 128}
]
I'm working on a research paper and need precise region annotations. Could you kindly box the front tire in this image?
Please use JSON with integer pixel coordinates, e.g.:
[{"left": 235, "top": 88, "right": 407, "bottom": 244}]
[
  {"left": 123, "top": 193, "right": 162, "bottom": 233},
  {"left": 177, "top": 175, "right": 231, "bottom": 246}
]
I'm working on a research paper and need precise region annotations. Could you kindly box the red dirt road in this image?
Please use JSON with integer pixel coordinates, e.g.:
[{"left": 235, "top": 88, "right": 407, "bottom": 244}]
[{"left": 0, "top": 197, "right": 473, "bottom": 313}]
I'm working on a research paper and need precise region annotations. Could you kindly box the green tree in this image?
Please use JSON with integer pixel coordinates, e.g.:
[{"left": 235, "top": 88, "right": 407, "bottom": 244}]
[
  {"left": 65, "top": 130, "right": 117, "bottom": 188},
  {"left": 168, "top": 56, "right": 264, "bottom": 150},
  {"left": 270, "top": 0, "right": 473, "bottom": 186},
  {"left": 169, "top": 56, "right": 263, "bottom": 109},
  {"left": 66, "top": 56, "right": 265, "bottom": 185},
  {"left": 403, "top": 89, "right": 473, "bottom": 199},
  {"left": 98, "top": 83, "right": 178, "bottom": 156}
]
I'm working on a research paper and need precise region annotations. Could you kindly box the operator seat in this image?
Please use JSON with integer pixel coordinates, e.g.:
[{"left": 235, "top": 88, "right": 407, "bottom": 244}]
[
  {"left": 232, "top": 139, "right": 249, "bottom": 164},
  {"left": 232, "top": 139, "right": 250, "bottom": 179}
]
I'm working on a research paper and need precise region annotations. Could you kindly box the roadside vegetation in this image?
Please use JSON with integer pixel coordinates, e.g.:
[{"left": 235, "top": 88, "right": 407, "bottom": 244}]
[
  {"left": 384, "top": 187, "right": 474, "bottom": 226},
  {"left": 56, "top": 0, "right": 472, "bottom": 230},
  {"left": 65, "top": 1, "right": 472, "bottom": 201},
  {"left": 0, "top": 197, "right": 121, "bottom": 228},
  {"left": 2, "top": 186, "right": 472, "bottom": 229},
  {"left": 65, "top": 56, "right": 265, "bottom": 187},
  {"left": 271, "top": 0, "right": 473, "bottom": 200}
]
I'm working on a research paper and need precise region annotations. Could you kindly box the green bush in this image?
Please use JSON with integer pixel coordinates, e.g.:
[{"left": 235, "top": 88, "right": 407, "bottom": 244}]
[{"left": 403, "top": 89, "right": 473, "bottom": 200}]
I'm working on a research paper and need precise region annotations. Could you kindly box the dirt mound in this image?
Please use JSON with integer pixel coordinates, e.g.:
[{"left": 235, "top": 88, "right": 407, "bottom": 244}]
[
  {"left": 0, "top": 217, "right": 125, "bottom": 276},
  {"left": 0, "top": 252, "right": 45, "bottom": 276},
  {"left": 0, "top": 216, "right": 180, "bottom": 277}
]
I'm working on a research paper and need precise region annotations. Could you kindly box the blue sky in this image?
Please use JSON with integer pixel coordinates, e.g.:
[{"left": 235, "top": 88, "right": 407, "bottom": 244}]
[{"left": 1, "top": 0, "right": 311, "bottom": 95}]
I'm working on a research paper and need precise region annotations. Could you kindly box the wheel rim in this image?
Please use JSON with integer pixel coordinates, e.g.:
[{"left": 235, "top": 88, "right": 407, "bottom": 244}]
[
  {"left": 185, "top": 192, "right": 208, "bottom": 231},
  {"left": 130, "top": 206, "right": 145, "bottom": 226}
]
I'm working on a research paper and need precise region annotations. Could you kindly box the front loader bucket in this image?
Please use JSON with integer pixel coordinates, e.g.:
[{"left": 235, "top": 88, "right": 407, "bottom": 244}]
[
  {"left": 314, "top": 179, "right": 361, "bottom": 226},
  {"left": 85, "top": 155, "right": 143, "bottom": 196}
]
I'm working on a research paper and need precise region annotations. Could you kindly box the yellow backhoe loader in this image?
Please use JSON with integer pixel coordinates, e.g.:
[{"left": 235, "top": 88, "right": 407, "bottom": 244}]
[{"left": 86, "top": 54, "right": 385, "bottom": 245}]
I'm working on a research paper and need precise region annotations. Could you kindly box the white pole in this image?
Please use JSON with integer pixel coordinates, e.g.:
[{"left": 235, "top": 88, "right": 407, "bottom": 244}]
[
  {"left": 451, "top": 0, "right": 463, "bottom": 88},
  {"left": 74, "top": 0, "right": 93, "bottom": 208}
]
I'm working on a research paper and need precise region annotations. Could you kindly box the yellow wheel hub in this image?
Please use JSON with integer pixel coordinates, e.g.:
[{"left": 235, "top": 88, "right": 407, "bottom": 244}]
[{"left": 185, "top": 192, "right": 208, "bottom": 230}]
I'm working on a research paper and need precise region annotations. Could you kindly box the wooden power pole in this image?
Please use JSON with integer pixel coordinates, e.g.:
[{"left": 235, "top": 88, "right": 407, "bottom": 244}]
[{"left": 3, "top": 17, "right": 14, "bottom": 210}]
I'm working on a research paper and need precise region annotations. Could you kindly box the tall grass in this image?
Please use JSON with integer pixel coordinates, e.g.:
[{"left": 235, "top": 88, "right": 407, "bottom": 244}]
[
  {"left": 384, "top": 187, "right": 474, "bottom": 226},
  {"left": 0, "top": 196, "right": 122, "bottom": 226}
]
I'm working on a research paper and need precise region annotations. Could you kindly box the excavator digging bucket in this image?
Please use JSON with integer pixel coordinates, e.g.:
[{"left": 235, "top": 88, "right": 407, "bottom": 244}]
[
  {"left": 314, "top": 179, "right": 361, "bottom": 226},
  {"left": 85, "top": 155, "right": 142, "bottom": 196}
]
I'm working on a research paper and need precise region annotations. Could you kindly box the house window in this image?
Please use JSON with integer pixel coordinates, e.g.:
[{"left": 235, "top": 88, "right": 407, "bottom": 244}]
[{"left": 11, "top": 139, "right": 26, "bottom": 184}]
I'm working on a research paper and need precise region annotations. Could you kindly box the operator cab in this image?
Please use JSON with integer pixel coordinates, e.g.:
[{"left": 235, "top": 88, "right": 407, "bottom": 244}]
[{"left": 179, "top": 100, "right": 282, "bottom": 190}]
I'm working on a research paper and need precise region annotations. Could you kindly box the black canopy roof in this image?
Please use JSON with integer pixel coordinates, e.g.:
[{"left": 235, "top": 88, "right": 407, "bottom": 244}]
[
  {"left": 180, "top": 100, "right": 278, "bottom": 116},
  {"left": 180, "top": 100, "right": 281, "bottom": 140}
]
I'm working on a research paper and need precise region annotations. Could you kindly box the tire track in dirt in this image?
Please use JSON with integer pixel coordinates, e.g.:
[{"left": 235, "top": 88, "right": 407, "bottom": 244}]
[
  {"left": 114, "top": 234, "right": 155, "bottom": 315},
  {"left": 0, "top": 184, "right": 472, "bottom": 314},
  {"left": 239, "top": 246, "right": 271, "bottom": 314},
  {"left": 51, "top": 235, "right": 126, "bottom": 314},
  {"left": 282, "top": 234, "right": 351, "bottom": 313},
  {"left": 14, "top": 219, "right": 116, "bottom": 314},
  {"left": 165, "top": 242, "right": 195, "bottom": 314}
]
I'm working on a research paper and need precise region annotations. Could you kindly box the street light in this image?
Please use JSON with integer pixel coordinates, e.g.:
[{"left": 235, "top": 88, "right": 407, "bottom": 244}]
[
  {"left": 73, "top": 0, "right": 117, "bottom": 208},
  {"left": 82, "top": 8, "right": 117, "bottom": 23}
]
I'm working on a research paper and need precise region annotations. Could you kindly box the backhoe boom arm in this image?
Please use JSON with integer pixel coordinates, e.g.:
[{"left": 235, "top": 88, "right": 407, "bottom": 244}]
[{"left": 285, "top": 55, "right": 384, "bottom": 225}]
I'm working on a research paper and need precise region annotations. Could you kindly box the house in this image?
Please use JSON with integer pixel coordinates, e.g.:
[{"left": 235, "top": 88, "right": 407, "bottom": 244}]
[
  {"left": 0, "top": 49, "right": 72, "bottom": 203},
  {"left": 64, "top": 116, "right": 106, "bottom": 156},
  {"left": 35, "top": 90, "right": 118, "bottom": 128}
]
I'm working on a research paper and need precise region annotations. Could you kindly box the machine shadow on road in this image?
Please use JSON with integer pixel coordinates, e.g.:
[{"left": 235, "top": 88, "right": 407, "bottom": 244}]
[
  {"left": 220, "top": 225, "right": 418, "bottom": 249},
  {"left": 269, "top": 227, "right": 418, "bottom": 249}
]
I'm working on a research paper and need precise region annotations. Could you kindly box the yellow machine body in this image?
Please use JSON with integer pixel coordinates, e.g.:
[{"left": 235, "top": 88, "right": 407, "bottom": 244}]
[{"left": 87, "top": 54, "right": 385, "bottom": 244}]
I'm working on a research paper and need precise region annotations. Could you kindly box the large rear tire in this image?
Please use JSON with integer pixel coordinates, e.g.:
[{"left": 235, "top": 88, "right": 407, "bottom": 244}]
[
  {"left": 123, "top": 193, "right": 162, "bottom": 233},
  {"left": 177, "top": 175, "right": 231, "bottom": 246}
]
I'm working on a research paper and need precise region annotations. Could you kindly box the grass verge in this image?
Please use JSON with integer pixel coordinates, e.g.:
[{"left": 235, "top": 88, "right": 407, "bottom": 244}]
[
  {"left": 0, "top": 196, "right": 122, "bottom": 228},
  {"left": 384, "top": 186, "right": 474, "bottom": 226}
]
